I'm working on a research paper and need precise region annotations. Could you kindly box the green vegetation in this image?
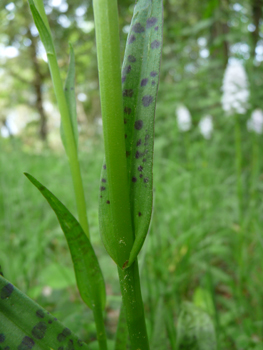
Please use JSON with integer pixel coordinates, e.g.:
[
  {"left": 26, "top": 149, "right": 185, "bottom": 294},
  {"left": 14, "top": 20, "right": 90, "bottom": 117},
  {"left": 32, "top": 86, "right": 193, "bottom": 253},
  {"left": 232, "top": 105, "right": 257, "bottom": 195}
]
[{"left": 1, "top": 0, "right": 263, "bottom": 349}]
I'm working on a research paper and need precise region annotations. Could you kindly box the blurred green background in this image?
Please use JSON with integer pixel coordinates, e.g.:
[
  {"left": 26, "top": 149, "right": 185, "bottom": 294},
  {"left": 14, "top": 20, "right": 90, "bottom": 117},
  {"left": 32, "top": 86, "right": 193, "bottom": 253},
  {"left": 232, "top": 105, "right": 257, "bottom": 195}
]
[{"left": 1, "top": 0, "right": 263, "bottom": 349}]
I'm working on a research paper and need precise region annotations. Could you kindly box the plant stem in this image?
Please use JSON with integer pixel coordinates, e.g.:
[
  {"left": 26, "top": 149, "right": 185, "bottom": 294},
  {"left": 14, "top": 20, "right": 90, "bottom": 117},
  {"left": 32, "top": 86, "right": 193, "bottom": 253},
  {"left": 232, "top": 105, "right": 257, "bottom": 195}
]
[
  {"left": 234, "top": 115, "right": 243, "bottom": 224},
  {"left": 93, "top": 304, "right": 108, "bottom": 350},
  {"left": 93, "top": 0, "right": 134, "bottom": 259},
  {"left": 118, "top": 260, "right": 149, "bottom": 350},
  {"left": 35, "top": 1, "right": 89, "bottom": 238},
  {"left": 93, "top": 1, "right": 149, "bottom": 347}
]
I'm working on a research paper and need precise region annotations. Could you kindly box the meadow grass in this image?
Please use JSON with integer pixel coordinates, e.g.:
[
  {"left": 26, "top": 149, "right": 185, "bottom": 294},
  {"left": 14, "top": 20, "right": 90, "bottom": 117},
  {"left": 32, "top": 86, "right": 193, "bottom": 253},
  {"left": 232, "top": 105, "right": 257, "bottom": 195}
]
[{"left": 1, "top": 112, "right": 263, "bottom": 349}]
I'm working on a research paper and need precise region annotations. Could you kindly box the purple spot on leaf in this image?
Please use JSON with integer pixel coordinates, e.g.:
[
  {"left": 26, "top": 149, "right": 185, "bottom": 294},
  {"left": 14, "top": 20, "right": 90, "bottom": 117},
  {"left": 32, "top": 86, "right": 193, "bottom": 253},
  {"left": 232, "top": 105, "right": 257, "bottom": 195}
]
[
  {"left": 106, "top": 200, "right": 110, "bottom": 204},
  {"left": 142, "top": 95, "right": 153, "bottom": 107},
  {"left": 138, "top": 165, "right": 143, "bottom": 171},
  {"left": 128, "top": 55, "right": 136, "bottom": 62},
  {"left": 122, "top": 76, "right": 126, "bottom": 83},
  {"left": 151, "top": 40, "right": 161, "bottom": 49},
  {"left": 32, "top": 322, "right": 47, "bottom": 340},
  {"left": 146, "top": 17, "right": 158, "bottom": 28},
  {"left": 143, "top": 158, "right": 146, "bottom": 162},
  {"left": 18, "top": 336, "right": 34, "bottom": 350},
  {"left": 132, "top": 177, "right": 137, "bottom": 182},
  {"left": 137, "top": 139, "right": 142, "bottom": 146},
  {"left": 123, "top": 89, "right": 133, "bottom": 97},
  {"left": 100, "top": 186, "right": 106, "bottom": 191},
  {"left": 124, "top": 107, "right": 131, "bottom": 114},
  {"left": 132, "top": 23, "right": 145, "bottom": 33},
  {"left": 152, "top": 80, "right": 156, "bottom": 85},
  {"left": 141, "top": 78, "right": 148, "bottom": 87},
  {"left": 150, "top": 71, "right": 158, "bottom": 77},
  {"left": 102, "top": 178, "right": 106, "bottom": 183},
  {"left": 103, "top": 164, "right": 106, "bottom": 169},
  {"left": 122, "top": 65, "right": 131, "bottom": 74},
  {"left": 144, "top": 178, "right": 149, "bottom": 183},
  {"left": 1, "top": 283, "right": 14, "bottom": 299},
  {"left": 134, "top": 120, "right": 144, "bottom": 130},
  {"left": 155, "top": 26, "right": 159, "bottom": 30},
  {"left": 138, "top": 212, "right": 142, "bottom": 216},
  {"left": 128, "top": 35, "right": 136, "bottom": 44},
  {"left": 36, "top": 309, "right": 45, "bottom": 318}
]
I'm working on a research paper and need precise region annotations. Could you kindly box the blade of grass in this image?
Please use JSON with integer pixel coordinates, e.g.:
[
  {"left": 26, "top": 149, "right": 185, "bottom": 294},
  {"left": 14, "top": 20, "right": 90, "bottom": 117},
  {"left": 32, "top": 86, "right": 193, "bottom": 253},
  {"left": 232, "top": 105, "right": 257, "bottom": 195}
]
[
  {"left": 25, "top": 173, "right": 107, "bottom": 350},
  {"left": 0, "top": 275, "right": 89, "bottom": 350}
]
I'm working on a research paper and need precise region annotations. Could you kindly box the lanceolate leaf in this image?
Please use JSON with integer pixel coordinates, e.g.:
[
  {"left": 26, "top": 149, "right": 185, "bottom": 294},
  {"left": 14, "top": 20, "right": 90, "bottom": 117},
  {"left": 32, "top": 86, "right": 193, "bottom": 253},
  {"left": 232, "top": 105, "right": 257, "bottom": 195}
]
[
  {"left": 99, "top": 0, "right": 163, "bottom": 268},
  {"left": 25, "top": 173, "right": 106, "bottom": 311},
  {"left": 0, "top": 275, "right": 89, "bottom": 350},
  {"left": 28, "top": 0, "right": 55, "bottom": 56},
  {"left": 61, "top": 44, "right": 79, "bottom": 152}
]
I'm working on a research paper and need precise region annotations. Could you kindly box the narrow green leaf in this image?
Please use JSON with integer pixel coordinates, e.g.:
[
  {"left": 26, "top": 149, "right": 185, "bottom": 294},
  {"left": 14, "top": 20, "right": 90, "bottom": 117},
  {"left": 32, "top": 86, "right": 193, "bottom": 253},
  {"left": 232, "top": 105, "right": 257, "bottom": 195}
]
[
  {"left": 28, "top": 0, "right": 55, "bottom": 55},
  {"left": 61, "top": 44, "right": 79, "bottom": 152},
  {"left": 99, "top": 0, "right": 163, "bottom": 268},
  {"left": 0, "top": 275, "right": 89, "bottom": 350},
  {"left": 114, "top": 304, "right": 128, "bottom": 350},
  {"left": 25, "top": 173, "right": 106, "bottom": 311},
  {"left": 176, "top": 302, "right": 217, "bottom": 350}
]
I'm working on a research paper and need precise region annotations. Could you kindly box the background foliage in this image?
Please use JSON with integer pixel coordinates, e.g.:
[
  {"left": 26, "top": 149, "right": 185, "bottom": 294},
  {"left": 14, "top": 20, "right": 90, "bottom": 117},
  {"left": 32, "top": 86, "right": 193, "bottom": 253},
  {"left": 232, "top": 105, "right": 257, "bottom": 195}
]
[{"left": 1, "top": 0, "right": 263, "bottom": 349}]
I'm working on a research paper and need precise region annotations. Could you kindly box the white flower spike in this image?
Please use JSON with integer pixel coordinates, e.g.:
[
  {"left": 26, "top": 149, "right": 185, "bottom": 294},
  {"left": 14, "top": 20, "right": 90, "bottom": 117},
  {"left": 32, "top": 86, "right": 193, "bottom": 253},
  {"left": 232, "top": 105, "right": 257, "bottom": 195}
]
[
  {"left": 176, "top": 105, "right": 192, "bottom": 132},
  {"left": 199, "top": 115, "right": 213, "bottom": 139},
  {"left": 221, "top": 60, "right": 249, "bottom": 115},
  {"left": 247, "top": 109, "right": 263, "bottom": 134}
]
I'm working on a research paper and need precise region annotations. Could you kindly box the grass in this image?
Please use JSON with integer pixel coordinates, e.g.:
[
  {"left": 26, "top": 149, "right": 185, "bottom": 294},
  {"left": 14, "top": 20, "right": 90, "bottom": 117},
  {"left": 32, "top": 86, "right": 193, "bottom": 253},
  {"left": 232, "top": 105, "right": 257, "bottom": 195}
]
[{"left": 1, "top": 110, "right": 263, "bottom": 349}]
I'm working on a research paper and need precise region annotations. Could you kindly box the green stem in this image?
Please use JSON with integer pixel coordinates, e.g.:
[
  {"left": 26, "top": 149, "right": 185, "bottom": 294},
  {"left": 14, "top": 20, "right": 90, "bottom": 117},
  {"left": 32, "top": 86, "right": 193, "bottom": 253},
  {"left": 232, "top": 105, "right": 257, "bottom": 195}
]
[
  {"left": 93, "top": 305, "right": 108, "bottom": 350},
  {"left": 93, "top": 0, "right": 149, "bottom": 347},
  {"left": 234, "top": 115, "right": 243, "bottom": 224},
  {"left": 93, "top": 0, "right": 134, "bottom": 259},
  {"left": 34, "top": 2, "right": 89, "bottom": 238},
  {"left": 251, "top": 131, "right": 259, "bottom": 204},
  {"left": 234, "top": 115, "right": 244, "bottom": 280},
  {"left": 118, "top": 260, "right": 149, "bottom": 350}
]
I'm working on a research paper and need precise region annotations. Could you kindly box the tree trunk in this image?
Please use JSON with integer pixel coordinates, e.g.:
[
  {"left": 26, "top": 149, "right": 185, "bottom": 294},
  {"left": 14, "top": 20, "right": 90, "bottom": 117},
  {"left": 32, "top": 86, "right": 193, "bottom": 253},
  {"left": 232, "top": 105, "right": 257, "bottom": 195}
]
[
  {"left": 251, "top": 0, "right": 263, "bottom": 58},
  {"left": 27, "top": 28, "right": 48, "bottom": 141}
]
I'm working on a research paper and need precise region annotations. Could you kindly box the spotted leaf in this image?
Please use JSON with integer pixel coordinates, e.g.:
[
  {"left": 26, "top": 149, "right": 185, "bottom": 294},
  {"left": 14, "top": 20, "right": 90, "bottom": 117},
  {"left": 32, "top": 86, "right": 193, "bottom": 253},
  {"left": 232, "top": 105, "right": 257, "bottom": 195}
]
[
  {"left": 99, "top": 0, "right": 163, "bottom": 268},
  {"left": 25, "top": 173, "right": 106, "bottom": 311},
  {"left": 0, "top": 275, "right": 89, "bottom": 350}
]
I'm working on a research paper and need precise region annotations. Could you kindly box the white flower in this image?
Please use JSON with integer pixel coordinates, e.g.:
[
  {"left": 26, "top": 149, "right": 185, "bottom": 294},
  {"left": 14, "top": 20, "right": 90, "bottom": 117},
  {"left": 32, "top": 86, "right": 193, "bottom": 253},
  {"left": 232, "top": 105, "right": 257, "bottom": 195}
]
[
  {"left": 199, "top": 115, "right": 213, "bottom": 139},
  {"left": 176, "top": 105, "right": 192, "bottom": 132},
  {"left": 247, "top": 109, "right": 263, "bottom": 134},
  {"left": 42, "top": 286, "right": 52, "bottom": 297},
  {"left": 221, "top": 60, "right": 249, "bottom": 115}
]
